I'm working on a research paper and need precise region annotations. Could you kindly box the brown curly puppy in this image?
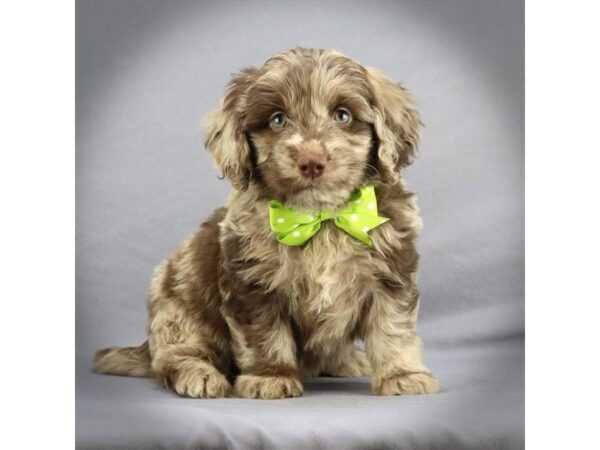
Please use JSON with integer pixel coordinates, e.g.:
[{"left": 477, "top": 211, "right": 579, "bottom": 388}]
[{"left": 94, "top": 48, "right": 439, "bottom": 399}]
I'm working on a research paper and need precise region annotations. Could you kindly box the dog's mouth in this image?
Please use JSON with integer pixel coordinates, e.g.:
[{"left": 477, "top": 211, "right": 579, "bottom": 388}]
[
  {"left": 296, "top": 175, "right": 325, "bottom": 188},
  {"left": 269, "top": 174, "right": 364, "bottom": 211},
  {"left": 283, "top": 172, "right": 331, "bottom": 196},
  {"left": 284, "top": 185, "right": 360, "bottom": 211}
]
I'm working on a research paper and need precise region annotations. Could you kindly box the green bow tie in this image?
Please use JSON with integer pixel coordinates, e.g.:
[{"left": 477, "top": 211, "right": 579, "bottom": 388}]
[{"left": 269, "top": 184, "right": 389, "bottom": 247}]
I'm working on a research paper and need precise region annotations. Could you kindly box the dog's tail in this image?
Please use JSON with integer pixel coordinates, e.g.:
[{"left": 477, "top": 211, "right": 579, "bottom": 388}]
[{"left": 93, "top": 341, "right": 153, "bottom": 378}]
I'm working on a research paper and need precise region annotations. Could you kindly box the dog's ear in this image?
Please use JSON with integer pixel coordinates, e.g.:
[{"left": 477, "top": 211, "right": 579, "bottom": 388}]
[
  {"left": 367, "top": 68, "right": 421, "bottom": 183},
  {"left": 204, "top": 68, "right": 258, "bottom": 191}
]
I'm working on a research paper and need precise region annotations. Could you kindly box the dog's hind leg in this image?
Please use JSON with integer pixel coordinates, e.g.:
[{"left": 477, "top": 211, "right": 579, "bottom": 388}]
[
  {"left": 150, "top": 345, "right": 232, "bottom": 398},
  {"left": 147, "top": 257, "right": 233, "bottom": 398},
  {"left": 146, "top": 209, "right": 234, "bottom": 398}
]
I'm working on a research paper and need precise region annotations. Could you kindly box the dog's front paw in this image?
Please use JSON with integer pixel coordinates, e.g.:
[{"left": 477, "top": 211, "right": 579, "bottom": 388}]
[
  {"left": 235, "top": 375, "right": 303, "bottom": 399},
  {"left": 373, "top": 372, "right": 439, "bottom": 396},
  {"left": 172, "top": 367, "right": 232, "bottom": 398}
]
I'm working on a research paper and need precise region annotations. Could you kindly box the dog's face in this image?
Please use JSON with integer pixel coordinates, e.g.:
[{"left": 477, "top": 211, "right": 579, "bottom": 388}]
[{"left": 205, "top": 48, "right": 421, "bottom": 210}]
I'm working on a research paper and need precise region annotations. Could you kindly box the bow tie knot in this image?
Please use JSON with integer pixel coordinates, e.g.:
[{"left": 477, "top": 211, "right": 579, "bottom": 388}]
[{"left": 269, "top": 184, "right": 389, "bottom": 247}]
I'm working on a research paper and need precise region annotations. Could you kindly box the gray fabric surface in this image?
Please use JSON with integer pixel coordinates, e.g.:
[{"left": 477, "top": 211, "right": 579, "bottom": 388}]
[
  {"left": 76, "top": 1, "right": 524, "bottom": 448},
  {"left": 77, "top": 338, "right": 523, "bottom": 450}
]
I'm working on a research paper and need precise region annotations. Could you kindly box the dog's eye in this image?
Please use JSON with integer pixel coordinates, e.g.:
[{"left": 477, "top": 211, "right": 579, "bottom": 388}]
[
  {"left": 333, "top": 108, "right": 352, "bottom": 124},
  {"left": 269, "top": 112, "right": 286, "bottom": 129}
]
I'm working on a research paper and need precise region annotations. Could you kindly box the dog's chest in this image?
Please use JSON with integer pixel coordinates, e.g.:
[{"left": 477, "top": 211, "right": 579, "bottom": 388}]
[
  {"left": 270, "top": 223, "right": 377, "bottom": 334},
  {"left": 227, "top": 209, "right": 385, "bottom": 342}
]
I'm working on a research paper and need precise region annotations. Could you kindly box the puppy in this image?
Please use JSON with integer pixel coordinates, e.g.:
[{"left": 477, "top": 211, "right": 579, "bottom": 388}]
[{"left": 94, "top": 48, "right": 439, "bottom": 399}]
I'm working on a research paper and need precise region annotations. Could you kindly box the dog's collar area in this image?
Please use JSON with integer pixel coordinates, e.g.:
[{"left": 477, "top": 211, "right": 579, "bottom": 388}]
[{"left": 269, "top": 184, "right": 389, "bottom": 247}]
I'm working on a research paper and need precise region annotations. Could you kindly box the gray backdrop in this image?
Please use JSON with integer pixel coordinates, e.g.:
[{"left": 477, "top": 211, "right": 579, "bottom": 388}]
[{"left": 76, "top": 1, "right": 524, "bottom": 449}]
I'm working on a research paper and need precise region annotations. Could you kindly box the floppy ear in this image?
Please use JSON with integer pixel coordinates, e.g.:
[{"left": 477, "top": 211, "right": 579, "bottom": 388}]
[
  {"left": 204, "top": 68, "right": 258, "bottom": 191},
  {"left": 367, "top": 68, "right": 422, "bottom": 183}
]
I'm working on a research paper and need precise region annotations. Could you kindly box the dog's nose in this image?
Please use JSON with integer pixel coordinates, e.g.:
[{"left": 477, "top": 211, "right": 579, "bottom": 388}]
[{"left": 298, "top": 154, "right": 326, "bottom": 179}]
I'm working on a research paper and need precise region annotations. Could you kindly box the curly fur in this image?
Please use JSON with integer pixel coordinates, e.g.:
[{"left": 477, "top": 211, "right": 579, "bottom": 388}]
[{"left": 94, "top": 48, "right": 439, "bottom": 399}]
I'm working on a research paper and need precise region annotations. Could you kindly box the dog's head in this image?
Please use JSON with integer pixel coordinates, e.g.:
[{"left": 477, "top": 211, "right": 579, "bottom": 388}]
[{"left": 205, "top": 48, "right": 420, "bottom": 209}]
